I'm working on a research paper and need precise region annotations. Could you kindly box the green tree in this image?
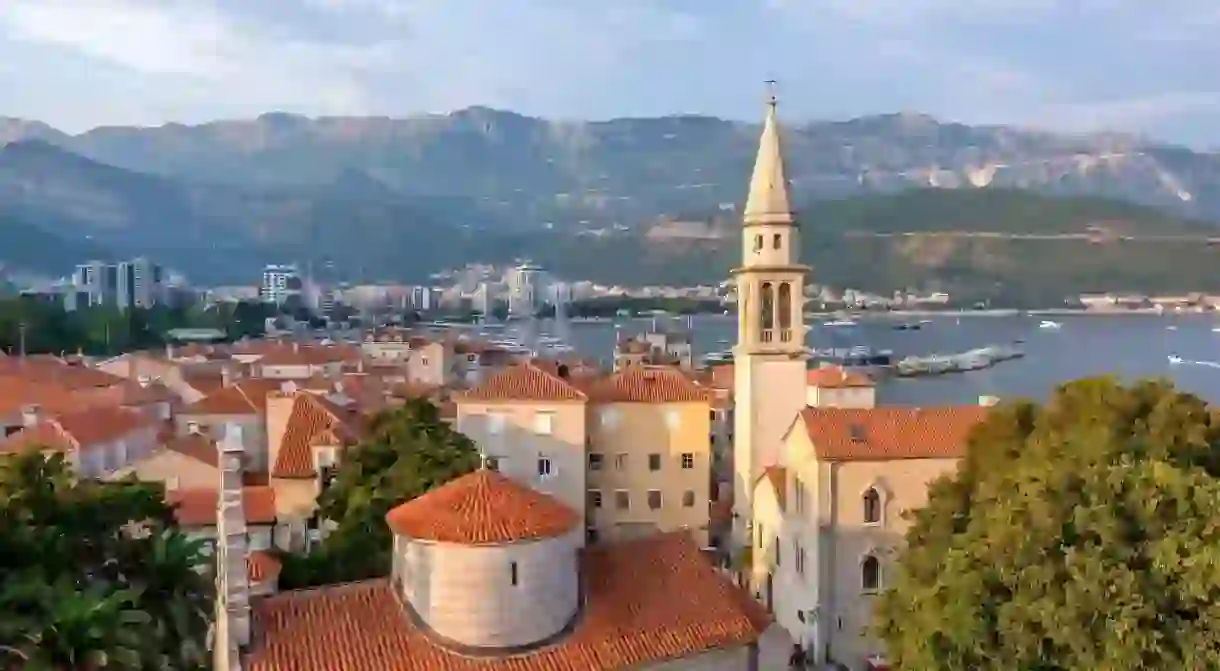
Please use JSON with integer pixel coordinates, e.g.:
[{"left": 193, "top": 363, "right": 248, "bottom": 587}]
[
  {"left": 0, "top": 452, "right": 213, "bottom": 670},
  {"left": 278, "top": 399, "right": 481, "bottom": 588},
  {"left": 874, "top": 377, "right": 1220, "bottom": 670}
]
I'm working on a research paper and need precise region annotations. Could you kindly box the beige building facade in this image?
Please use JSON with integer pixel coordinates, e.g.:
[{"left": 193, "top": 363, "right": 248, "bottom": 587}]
[{"left": 750, "top": 405, "right": 989, "bottom": 669}]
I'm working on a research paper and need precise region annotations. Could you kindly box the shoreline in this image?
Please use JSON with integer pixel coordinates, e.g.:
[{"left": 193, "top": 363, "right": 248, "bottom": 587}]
[{"left": 564, "top": 308, "right": 1207, "bottom": 323}]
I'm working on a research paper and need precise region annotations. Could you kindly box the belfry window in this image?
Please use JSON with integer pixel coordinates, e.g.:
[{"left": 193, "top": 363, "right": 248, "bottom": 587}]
[
  {"left": 863, "top": 487, "right": 882, "bottom": 524},
  {"left": 753, "top": 235, "right": 763, "bottom": 252},
  {"left": 862, "top": 555, "right": 881, "bottom": 592},
  {"left": 777, "top": 282, "right": 792, "bottom": 329},
  {"left": 773, "top": 233, "right": 782, "bottom": 249},
  {"left": 760, "top": 282, "right": 774, "bottom": 329}
]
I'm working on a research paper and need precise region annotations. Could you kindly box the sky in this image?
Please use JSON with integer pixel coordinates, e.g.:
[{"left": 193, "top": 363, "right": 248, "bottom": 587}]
[{"left": 0, "top": 0, "right": 1218, "bottom": 147}]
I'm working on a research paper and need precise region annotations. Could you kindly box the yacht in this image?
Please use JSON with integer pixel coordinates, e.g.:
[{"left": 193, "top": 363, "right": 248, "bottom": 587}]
[
  {"left": 1038, "top": 320, "right": 1062, "bottom": 330},
  {"left": 823, "top": 319, "right": 858, "bottom": 328},
  {"left": 1169, "top": 355, "right": 1184, "bottom": 365}
]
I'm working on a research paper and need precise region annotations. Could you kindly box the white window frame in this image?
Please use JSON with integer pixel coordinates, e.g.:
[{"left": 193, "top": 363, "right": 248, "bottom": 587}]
[
  {"left": 533, "top": 411, "right": 555, "bottom": 436},
  {"left": 537, "top": 456, "right": 554, "bottom": 479},
  {"left": 486, "top": 412, "right": 506, "bottom": 435},
  {"left": 665, "top": 409, "right": 681, "bottom": 430},
  {"left": 600, "top": 407, "right": 620, "bottom": 428}
]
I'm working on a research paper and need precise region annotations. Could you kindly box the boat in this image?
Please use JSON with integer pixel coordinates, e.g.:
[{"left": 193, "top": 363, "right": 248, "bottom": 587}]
[
  {"left": 701, "top": 350, "right": 734, "bottom": 365},
  {"left": 822, "top": 319, "right": 858, "bottom": 327},
  {"left": 1169, "top": 355, "right": 1184, "bottom": 365},
  {"left": 1167, "top": 325, "right": 1178, "bottom": 331},
  {"left": 1038, "top": 320, "right": 1062, "bottom": 330},
  {"left": 892, "top": 323, "right": 921, "bottom": 331}
]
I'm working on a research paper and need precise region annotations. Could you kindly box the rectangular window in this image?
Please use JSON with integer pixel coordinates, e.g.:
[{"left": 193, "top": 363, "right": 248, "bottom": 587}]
[
  {"left": 600, "top": 408, "right": 619, "bottom": 428},
  {"left": 648, "top": 453, "right": 661, "bottom": 471},
  {"left": 510, "top": 561, "right": 518, "bottom": 586},
  {"left": 615, "top": 490, "right": 630, "bottom": 510},
  {"left": 647, "top": 490, "right": 662, "bottom": 510},
  {"left": 665, "top": 410, "right": 681, "bottom": 429},
  {"left": 587, "top": 490, "right": 602, "bottom": 509},
  {"left": 537, "top": 457, "right": 553, "bottom": 478},
  {"left": 588, "top": 453, "right": 603, "bottom": 471},
  {"left": 614, "top": 453, "right": 628, "bottom": 470},
  {"left": 533, "top": 411, "right": 555, "bottom": 435},
  {"left": 682, "top": 490, "right": 695, "bottom": 507},
  {"left": 680, "top": 453, "right": 694, "bottom": 469},
  {"left": 793, "top": 476, "right": 803, "bottom": 513},
  {"left": 486, "top": 413, "right": 506, "bottom": 435},
  {"left": 482, "top": 455, "right": 500, "bottom": 471}
]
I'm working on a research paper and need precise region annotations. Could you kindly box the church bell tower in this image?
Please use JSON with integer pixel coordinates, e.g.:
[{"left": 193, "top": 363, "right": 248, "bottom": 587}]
[{"left": 731, "top": 86, "right": 810, "bottom": 547}]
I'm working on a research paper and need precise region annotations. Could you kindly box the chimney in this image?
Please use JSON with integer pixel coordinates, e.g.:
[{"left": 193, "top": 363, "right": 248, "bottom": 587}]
[
  {"left": 292, "top": 341, "right": 300, "bottom": 354},
  {"left": 214, "top": 424, "right": 250, "bottom": 669},
  {"left": 21, "top": 404, "right": 40, "bottom": 428},
  {"left": 166, "top": 343, "right": 175, "bottom": 360},
  {"left": 357, "top": 357, "right": 365, "bottom": 374},
  {"left": 221, "top": 366, "right": 233, "bottom": 388},
  {"left": 137, "top": 374, "right": 151, "bottom": 388}
]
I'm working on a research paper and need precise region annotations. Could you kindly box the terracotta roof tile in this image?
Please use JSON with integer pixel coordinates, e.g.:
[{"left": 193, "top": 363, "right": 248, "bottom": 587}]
[
  {"left": 165, "top": 433, "right": 218, "bottom": 467},
  {"left": 585, "top": 366, "right": 711, "bottom": 404},
  {"left": 800, "top": 406, "right": 989, "bottom": 461},
  {"left": 807, "top": 365, "right": 874, "bottom": 388},
  {"left": 166, "top": 486, "right": 277, "bottom": 527},
  {"left": 180, "top": 379, "right": 283, "bottom": 416},
  {"left": 757, "top": 467, "right": 786, "bottom": 510},
  {"left": 385, "top": 469, "right": 580, "bottom": 544},
  {"left": 0, "top": 406, "right": 154, "bottom": 454},
  {"left": 273, "top": 392, "right": 360, "bottom": 478},
  {"left": 0, "top": 358, "right": 123, "bottom": 389},
  {"left": 248, "top": 550, "right": 283, "bottom": 583},
  {"left": 458, "top": 363, "right": 587, "bottom": 403},
  {"left": 246, "top": 532, "right": 770, "bottom": 671}
]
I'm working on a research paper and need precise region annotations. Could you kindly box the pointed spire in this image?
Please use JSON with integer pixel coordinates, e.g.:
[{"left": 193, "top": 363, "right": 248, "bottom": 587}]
[{"left": 743, "top": 84, "right": 794, "bottom": 225}]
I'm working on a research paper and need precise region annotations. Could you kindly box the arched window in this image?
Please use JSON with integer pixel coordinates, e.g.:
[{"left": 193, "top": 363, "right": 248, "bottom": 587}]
[
  {"left": 863, "top": 487, "right": 882, "bottom": 524},
  {"left": 777, "top": 282, "right": 792, "bottom": 329},
  {"left": 861, "top": 555, "right": 881, "bottom": 592},
  {"left": 760, "top": 282, "right": 774, "bottom": 330}
]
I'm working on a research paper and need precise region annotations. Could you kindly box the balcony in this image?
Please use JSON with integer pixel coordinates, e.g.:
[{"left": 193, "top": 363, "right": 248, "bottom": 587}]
[
  {"left": 779, "top": 329, "right": 793, "bottom": 342},
  {"left": 760, "top": 329, "right": 774, "bottom": 343}
]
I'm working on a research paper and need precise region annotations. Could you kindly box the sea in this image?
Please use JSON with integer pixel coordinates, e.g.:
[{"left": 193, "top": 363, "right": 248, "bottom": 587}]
[{"left": 546, "top": 313, "right": 1220, "bottom": 406}]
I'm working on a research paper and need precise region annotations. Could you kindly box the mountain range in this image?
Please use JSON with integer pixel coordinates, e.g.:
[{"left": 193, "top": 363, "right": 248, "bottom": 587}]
[{"left": 1, "top": 107, "right": 1219, "bottom": 296}]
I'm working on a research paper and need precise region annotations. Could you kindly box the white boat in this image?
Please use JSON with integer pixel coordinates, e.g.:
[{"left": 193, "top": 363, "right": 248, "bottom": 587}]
[
  {"left": 823, "top": 319, "right": 858, "bottom": 327},
  {"left": 1039, "top": 320, "right": 1062, "bottom": 330},
  {"left": 1211, "top": 327, "right": 1220, "bottom": 333},
  {"left": 1167, "top": 325, "right": 1178, "bottom": 331},
  {"left": 1169, "top": 355, "right": 1184, "bottom": 365}
]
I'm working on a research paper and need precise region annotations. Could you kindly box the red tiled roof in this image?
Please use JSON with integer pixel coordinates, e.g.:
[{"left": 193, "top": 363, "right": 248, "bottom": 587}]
[
  {"left": 799, "top": 406, "right": 989, "bottom": 461},
  {"left": 248, "top": 550, "right": 283, "bottom": 583},
  {"left": 245, "top": 532, "right": 771, "bottom": 671},
  {"left": 180, "top": 379, "right": 283, "bottom": 416},
  {"left": 806, "top": 365, "right": 874, "bottom": 388},
  {"left": 0, "top": 406, "right": 154, "bottom": 454},
  {"left": 166, "top": 486, "right": 277, "bottom": 527},
  {"left": 272, "top": 392, "right": 361, "bottom": 478},
  {"left": 584, "top": 366, "right": 712, "bottom": 403},
  {"left": 385, "top": 469, "right": 580, "bottom": 544},
  {"left": 458, "top": 363, "right": 587, "bottom": 402},
  {"left": 165, "top": 433, "right": 218, "bottom": 467}
]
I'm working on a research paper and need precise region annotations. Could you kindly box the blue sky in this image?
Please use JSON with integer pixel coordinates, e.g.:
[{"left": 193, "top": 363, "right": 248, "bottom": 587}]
[{"left": 1, "top": 0, "right": 1217, "bottom": 147}]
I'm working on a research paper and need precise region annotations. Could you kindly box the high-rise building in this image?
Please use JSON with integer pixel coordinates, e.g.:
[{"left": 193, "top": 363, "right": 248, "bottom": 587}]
[
  {"left": 260, "top": 265, "right": 302, "bottom": 306},
  {"left": 507, "top": 262, "right": 545, "bottom": 317},
  {"left": 66, "top": 258, "right": 164, "bottom": 311},
  {"left": 731, "top": 91, "right": 810, "bottom": 549},
  {"left": 117, "top": 257, "right": 165, "bottom": 310}
]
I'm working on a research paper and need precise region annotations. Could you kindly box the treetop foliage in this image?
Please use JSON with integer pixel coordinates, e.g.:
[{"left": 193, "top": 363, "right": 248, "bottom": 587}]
[
  {"left": 0, "top": 452, "right": 212, "bottom": 670},
  {"left": 875, "top": 377, "right": 1220, "bottom": 670}
]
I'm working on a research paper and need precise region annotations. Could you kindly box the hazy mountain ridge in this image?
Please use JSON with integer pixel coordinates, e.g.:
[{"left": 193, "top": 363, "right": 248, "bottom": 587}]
[{"left": 3, "top": 108, "right": 1219, "bottom": 227}]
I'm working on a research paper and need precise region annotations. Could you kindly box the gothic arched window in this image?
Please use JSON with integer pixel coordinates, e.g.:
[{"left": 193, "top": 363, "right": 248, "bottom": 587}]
[
  {"left": 777, "top": 282, "right": 792, "bottom": 329},
  {"left": 861, "top": 555, "right": 881, "bottom": 592},
  {"left": 759, "top": 282, "right": 774, "bottom": 330},
  {"left": 863, "top": 487, "right": 882, "bottom": 524}
]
